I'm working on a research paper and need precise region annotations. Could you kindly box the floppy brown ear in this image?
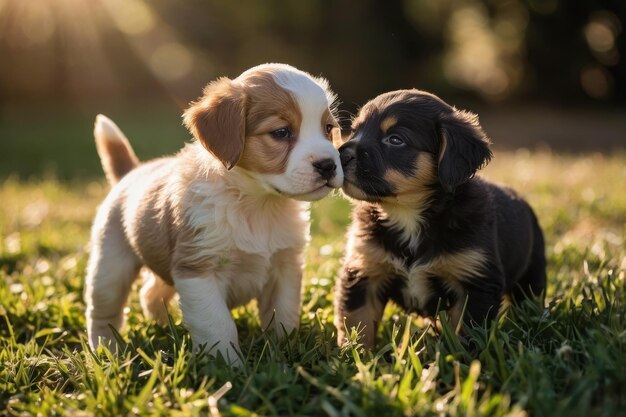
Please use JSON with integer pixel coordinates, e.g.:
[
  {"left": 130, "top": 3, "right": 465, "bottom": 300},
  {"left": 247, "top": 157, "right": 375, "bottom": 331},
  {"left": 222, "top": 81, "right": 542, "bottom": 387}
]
[
  {"left": 183, "top": 78, "right": 246, "bottom": 170},
  {"left": 437, "top": 109, "right": 493, "bottom": 193}
]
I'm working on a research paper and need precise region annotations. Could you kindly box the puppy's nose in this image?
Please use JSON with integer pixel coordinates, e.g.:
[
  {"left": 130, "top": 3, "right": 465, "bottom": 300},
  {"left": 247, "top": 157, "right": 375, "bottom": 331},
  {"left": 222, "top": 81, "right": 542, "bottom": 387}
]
[
  {"left": 313, "top": 158, "right": 337, "bottom": 181},
  {"left": 339, "top": 142, "right": 356, "bottom": 167}
]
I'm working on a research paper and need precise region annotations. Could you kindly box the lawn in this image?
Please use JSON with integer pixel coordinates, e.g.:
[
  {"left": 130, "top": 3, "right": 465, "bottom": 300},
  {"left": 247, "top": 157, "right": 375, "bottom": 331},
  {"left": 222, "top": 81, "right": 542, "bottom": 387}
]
[{"left": 1, "top": 134, "right": 625, "bottom": 415}]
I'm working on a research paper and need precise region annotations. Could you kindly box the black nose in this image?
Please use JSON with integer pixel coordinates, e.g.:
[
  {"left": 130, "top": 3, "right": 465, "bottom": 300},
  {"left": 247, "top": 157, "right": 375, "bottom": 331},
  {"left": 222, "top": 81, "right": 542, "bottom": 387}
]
[
  {"left": 339, "top": 141, "right": 356, "bottom": 167},
  {"left": 313, "top": 158, "right": 337, "bottom": 181}
]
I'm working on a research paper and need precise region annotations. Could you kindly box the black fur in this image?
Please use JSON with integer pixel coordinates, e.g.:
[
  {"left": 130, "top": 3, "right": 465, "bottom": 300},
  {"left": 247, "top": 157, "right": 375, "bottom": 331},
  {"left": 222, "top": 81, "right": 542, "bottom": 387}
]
[{"left": 335, "top": 90, "right": 546, "bottom": 346}]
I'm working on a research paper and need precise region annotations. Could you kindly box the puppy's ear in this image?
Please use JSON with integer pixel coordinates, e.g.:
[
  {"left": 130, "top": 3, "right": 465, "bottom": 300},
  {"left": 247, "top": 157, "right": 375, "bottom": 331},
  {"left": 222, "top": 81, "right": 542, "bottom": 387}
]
[
  {"left": 330, "top": 126, "right": 347, "bottom": 149},
  {"left": 334, "top": 132, "right": 349, "bottom": 149},
  {"left": 437, "top": 109, "right": 492, "bottom": 192},
  {"left": 183, "top": 78, "right": 246, "bottom": 170}
]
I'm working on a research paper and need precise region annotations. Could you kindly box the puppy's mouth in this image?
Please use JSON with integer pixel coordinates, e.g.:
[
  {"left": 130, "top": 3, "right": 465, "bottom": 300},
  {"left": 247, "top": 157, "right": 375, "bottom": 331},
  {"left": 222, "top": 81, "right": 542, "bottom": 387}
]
[
  {"left": 342, "top": 178, "right": 367, "bottom": 193},
  {"left": 342, "top": 178, "right": 385, "bottom": 203},
  {"left": 273, "top": 182, "right": 334, "bottom": 200},
  {"left": 342, "top": 180, "right": 365, "bottom": 196},
  {"left": 342, "top": 178, "right": 358, "bottom": 188}
]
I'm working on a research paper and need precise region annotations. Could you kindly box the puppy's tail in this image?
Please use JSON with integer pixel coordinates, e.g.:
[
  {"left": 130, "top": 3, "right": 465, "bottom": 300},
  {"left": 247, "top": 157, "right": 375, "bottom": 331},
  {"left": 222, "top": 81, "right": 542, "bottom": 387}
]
[{"left": 94, "top": 114, "right": 139, "bottom": 185}]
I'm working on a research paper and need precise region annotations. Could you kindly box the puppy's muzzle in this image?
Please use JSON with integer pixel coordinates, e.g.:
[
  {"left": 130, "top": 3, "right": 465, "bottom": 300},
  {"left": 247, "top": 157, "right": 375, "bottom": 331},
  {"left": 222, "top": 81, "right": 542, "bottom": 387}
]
[
  {"left": 313, "top": 158, "right": 337, "bottom": 181},
  {"left": 339, "top": 141, "right": 356, "bottom": 169}
]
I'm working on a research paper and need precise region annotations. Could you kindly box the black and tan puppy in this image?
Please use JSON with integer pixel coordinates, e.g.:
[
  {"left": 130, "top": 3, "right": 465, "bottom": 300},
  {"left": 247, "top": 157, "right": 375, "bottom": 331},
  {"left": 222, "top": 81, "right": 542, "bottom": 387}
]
[{"left": 334, "top": 90, "right": 546, "bottom": 347}]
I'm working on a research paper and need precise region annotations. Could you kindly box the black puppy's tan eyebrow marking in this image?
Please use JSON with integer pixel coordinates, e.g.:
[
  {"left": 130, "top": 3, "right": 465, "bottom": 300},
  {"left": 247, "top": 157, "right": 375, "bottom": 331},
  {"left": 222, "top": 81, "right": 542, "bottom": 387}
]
[{"left": 381, "top": 116, "right": 397, "bottom": 134}]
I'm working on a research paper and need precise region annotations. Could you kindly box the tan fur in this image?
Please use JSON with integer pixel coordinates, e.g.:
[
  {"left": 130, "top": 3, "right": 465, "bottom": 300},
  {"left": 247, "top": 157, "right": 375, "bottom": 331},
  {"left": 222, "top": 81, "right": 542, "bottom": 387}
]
[
  {"left": 238, "top": 132, "right": 295, "bottom": 174},
  {"left": 374, "top": 153, "right": 439, "bottom": 248},
  {"left": 380, "top": 116, "right": 397, "bottom": 134},
  {"left": 94, "top": 115, "right": 139, "bottom": 184},
  {"left": 383, "top": 153, "right": 436, "bottom": 207},
  {"left": 183, "top": 78, "right": 247, "bottom": 170},
  {"left": 236, "top": 72, "right": 302, "bottom": 174},
  {"left": 243, "top": 72, "right": 303, "bottom": 133},
  {"left": 321, "top": 109, "right": 343, "bottom": 149},
  {"left": 331, "top": 129, "right": 345, "bottom": 149},
  {"left": 429, "top": 249, "right": 488, "bottom": 282}
]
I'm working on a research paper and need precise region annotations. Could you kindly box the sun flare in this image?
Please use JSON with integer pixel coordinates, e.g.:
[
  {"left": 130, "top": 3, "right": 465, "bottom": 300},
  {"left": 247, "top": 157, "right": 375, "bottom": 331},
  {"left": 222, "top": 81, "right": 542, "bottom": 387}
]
[{"left": 0, "top": 0, "right": 209, "bottom": 105}]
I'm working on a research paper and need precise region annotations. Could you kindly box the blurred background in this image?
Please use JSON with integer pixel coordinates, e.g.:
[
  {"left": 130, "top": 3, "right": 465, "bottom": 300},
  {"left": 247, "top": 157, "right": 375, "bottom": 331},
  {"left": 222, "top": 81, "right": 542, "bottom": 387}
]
[{"left": 0, "top": 0, "right": 624, "bottom": 180}]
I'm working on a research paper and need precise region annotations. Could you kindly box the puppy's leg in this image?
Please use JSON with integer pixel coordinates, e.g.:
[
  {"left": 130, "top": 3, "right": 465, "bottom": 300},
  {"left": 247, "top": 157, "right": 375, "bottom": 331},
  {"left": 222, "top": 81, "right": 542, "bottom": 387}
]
[
  {"left": 173, "top": 276, "right": 241, "bottom": 366},
  {"left": 334, "top": 270, "right": 385, "bottom": 349},
  {"left": 463, "top": 279, "right": 504, "bottom": 327},
  {"left": 85, "top": 220, "right": 141, "bottom": 350},
  {"left": 259, "top": 247, "right": 303, "bottom": 336},
  {"left": 511, "top": 215, "right": 547, "bottom": 304},
  {"left": 140, "top": 270, "right": 176, "bottom": 325},
  {"left": 259, "top": 248, "right": 303, "bottom": 336}
]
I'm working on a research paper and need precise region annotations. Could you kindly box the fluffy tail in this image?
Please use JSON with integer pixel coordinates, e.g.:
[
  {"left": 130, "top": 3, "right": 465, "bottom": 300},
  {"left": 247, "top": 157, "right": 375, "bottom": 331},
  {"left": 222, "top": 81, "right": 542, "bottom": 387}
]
[{"left": 94, "top": 114, "right": 139, "bottom": 185}]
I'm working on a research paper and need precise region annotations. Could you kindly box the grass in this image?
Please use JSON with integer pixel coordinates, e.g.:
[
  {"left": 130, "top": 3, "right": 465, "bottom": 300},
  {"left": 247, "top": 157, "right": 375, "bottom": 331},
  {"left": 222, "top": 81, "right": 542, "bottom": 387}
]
[{"left": 1, "top": 148, "right": 625, "bottom": 416}]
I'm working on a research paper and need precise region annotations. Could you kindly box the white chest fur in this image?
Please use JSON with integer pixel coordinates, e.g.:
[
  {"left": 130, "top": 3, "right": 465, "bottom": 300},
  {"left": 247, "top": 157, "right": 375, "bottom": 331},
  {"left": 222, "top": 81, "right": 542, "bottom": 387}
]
[
  {"left": 179, "top": 180, "right": 309, "bottom": 307},
  {"left": 186, "top": 181, "right": 309, "bottom": 254}
]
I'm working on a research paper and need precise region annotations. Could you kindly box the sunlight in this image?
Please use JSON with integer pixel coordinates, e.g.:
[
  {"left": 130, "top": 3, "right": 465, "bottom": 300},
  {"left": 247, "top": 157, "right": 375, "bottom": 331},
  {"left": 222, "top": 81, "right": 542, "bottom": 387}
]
[
  {"left": 99, "top": 0, "right": 211, "bottom": 104},
  {"left": 149, "top": 41, "right": 194, "bottom": 81},
  {"left": 0, "top": 0, "right": 56, "bottom": 48},
  {"left": 0, "top": 0, "right": 208, "bottom": 106},
  {"left": 103, "top": 0, "right": 156, "bottom": 35},
  {"left": 15, "top": 1, "right": 55, "bottom": 46},
  {"left": 442, "top": 0, "right": 527, "bottom": 100},
  {"left": 444, "top": 4, "right": 508, "bottom": 97},
  {"left": 0, "top": 0, "right": 122, "bottom": 99}
]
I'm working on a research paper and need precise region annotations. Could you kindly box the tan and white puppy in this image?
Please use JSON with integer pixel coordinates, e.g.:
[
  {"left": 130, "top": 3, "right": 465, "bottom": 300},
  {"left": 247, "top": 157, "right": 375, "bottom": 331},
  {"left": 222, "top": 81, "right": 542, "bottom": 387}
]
[{"left": 85, "top": 63, "right": 343, "bottom": 365}]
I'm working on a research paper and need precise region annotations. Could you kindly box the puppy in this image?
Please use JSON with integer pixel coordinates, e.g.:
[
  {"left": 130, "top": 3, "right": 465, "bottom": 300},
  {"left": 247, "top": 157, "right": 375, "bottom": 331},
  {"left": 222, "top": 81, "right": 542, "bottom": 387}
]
[
  {"left": 334, "top": 90, "right": 546, "bottom": 348},
  {"left": 85, "top": 63, "right": 343, "bottom": 364}
]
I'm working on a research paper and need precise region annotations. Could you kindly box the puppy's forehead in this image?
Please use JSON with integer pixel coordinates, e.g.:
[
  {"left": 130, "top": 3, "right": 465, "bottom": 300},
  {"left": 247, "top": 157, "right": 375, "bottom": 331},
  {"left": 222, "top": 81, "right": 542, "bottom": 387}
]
[
  {"left": 354, "top": 89, "right": 452, "bottom": 128},
  {"left": 272, "top": 71, "right": 330, "bottom": 116},
  {"left": 374, "top": 89, "right": 448, "bottom": 110},
  {"left": 239, "top": 64, "right": 331, "bottom": 115}
]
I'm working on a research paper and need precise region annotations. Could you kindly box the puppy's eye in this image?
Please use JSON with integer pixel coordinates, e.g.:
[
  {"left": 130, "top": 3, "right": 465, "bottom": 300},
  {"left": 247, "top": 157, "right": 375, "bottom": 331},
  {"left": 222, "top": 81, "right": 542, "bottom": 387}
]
[
  {"left": 383, "top": 135, "right": 405, "bottom": 146},
  {"left": 271, "top": 128, "right": 292, "bottom": 140},
  {"left": 325, "top": 124, "right": 335, "bottom": 135}
]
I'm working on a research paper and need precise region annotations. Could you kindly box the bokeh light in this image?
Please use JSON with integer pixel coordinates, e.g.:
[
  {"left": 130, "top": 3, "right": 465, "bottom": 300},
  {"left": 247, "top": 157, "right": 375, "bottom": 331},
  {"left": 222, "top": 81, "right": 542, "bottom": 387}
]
[
  {"left": 580, "top": 65, "right": 613, "bottom": 100},
  {"left": 0, "top": 0, "right": 624, "bottom": 156},
  {"left": 584, "top": 10, "right": 621, "bottom": 68},
  {"left": 443, "top": 0, "right": 528, "bottom": 100},
  {"left": 149, "top": 42, "right": 194, "bottom": 81},
  {"left": 104, "top": 0, "right": 156, "bottom": 36}
]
